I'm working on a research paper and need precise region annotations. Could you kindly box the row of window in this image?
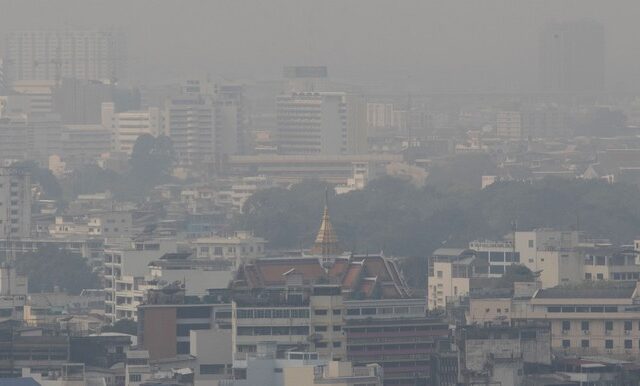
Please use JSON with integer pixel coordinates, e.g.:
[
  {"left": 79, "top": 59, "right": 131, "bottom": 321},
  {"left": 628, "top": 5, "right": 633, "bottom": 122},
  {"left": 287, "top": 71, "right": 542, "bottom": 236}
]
[
  {"left": 236, "top": 308, "right": 309, "bottom": 319},
  {"left": 345, "top": 306, "right": 423, "bottom": 316},
  {"left": 236, "top": 326, "right": 310, "bottom": 336},
  {"left": 562, "top": 320, "right": 639, "bottom": 331},
  {"left": 562, "top": 339, "right": 638, "bottom": 350},
  {"left": 476, "top": 251, "right": 520, "bottom": 263},
  {"left": 548, "top": 306, "right": 619, "bottom": 313}
]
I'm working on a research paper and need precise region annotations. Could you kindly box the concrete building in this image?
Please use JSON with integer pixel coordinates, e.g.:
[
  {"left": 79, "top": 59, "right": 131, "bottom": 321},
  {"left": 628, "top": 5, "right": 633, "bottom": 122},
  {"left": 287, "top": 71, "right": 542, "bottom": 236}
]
[
  {"left": 343, "top": 298, "right": 453, "bottom": 386},
  {"left": 0, "top": 167, "right": 31, "bottom": 239},
  {"left": 539, "top": 20, "right": 605, "bottom": 94},
  {"left": 514, "top": 281, "right": 640, "bottom": 360},
  {"left": 429, "top": 230, "right": 583, "bottom": 310},
  {"left": 104, "top": 238, "right": 178, "bottom": 322},
  {"left": 0, "top": 113, "right": 62, "bottom": 165},
  {"left": 165, "top": 92, "right": 215, "bottom": 168},
  {"left": 0, "top": 264, "right": 28, "bottom": 322},
  {"left": 138, "top": 289, "right": 232, "bottom": 359},
  {"left": 125, "top": 350, "right": 152, "bottom": 386},
  {"left": 101, "top": 102, "right": 163, "bottom": 154},
  {"left": 221, "top": 342, "right": 382, "bottom": 386},
  {"left": 276, "top": 92, "right": 347, "bottom": 155},
  {"left": 190, "top": 329, "right": 233, "bottom": 386},
  {"left": 232, "top": 285, "right": 346, "bottom": 361},
  {"left": 193, "top": 232, "right": 266, "bottom": 267},
  {"left": 148, "top": 253, "right": 234, "bottom": 296},
  {"left": 215, "top": 84, "right": 249, "bottom": 158},
  {"left": 457, "top": 325, "right": 552, "bottom": 386},
  {"left": 514, "top": 230, "right": 582, "bottom": 288},
  {"left": 496, "top": 110, "right": 523, "bottom": 139},
  {"left": 5, "top": 29, "right": 123, "bottom": 83},
  {"left": 582, "top": 246, "right": 640, "bottom": 281},
  {"left": 61, "top": 124, "right": 111, "bottom": 166},
  {"left": 226, "top": 154, "right": 399, "bottom": 185}
]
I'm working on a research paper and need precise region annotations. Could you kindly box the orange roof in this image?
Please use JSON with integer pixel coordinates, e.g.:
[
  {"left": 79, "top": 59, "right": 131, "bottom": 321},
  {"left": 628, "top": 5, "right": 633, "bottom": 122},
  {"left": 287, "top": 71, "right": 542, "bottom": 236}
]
[{"left": 235, "top": 254, "right": 411, "bottom": 299}]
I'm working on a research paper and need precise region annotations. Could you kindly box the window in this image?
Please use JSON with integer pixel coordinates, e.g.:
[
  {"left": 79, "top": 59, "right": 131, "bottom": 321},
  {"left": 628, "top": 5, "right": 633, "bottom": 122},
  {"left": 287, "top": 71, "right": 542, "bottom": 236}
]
[
  {"left": 361, "top": 308, "right": 376, "bottom": 315},
  {"left": 437, "top": 271, "right": 443, "bottom": 278},
  {"left": 625, "top": 321, "right": 633, "bottom": 331},
  {"left": 333, "top": 325, "right": 341, "bottom": 332},
  {"left": 581, "top": 340, "right": 590, "bottom": 348},
  {"left": 489, "top": 265, "right": 505, "bottom": 275},
  {"left": 200, "top": 364, "right": 225, "bottom": 374},
  {"left": 528, "top": 240, "right": 534, "bottom": 248},
  {"left": 605, "top": 340, "right": 614, "bottom": 349},
  {"left": 581, "top": 321, "right": 589, "bottom": 331},
  {"left": 129, "top": 375, "right": 142, "bottom": 382},
  {"left": 597, "top": 273, "right": 604, "bottom": 280},
  {"left": 562, "top": 320, "right": 571, "bottom": 331},
  {"left": 585, "top": 273, "right": 592, "bottom": 280},
  {"left": 333, "top": 342, "right": 341, "bottom": 348},
  {"left": 214, "top": 247, "right": 223, "bottom": 256},
  {"left": 562, "top": 340, "right": 570, "bottom": 348},
  {"left": 314, "top": 309, "right": 328, "bottom": 316},
  {"left": 332, "top": 309, "right": 341, "bottom": 315},
  {"left": 489, "top": 252, "right": 505, "bottom": 262},
  {"left": 315, "top": 342, "right": 328, "bottom": 348},
  {"left": 606, "top": 321, "right": 614, "bottom": 331},
  {"left": 315, "top": 326, "right": 327, "bottom": 332},
  {"left": 625, "top": 340, "right": 633, "bottom": 349},
  {"left": 177, "top": 342, "right": 190, "bottom": 354}
]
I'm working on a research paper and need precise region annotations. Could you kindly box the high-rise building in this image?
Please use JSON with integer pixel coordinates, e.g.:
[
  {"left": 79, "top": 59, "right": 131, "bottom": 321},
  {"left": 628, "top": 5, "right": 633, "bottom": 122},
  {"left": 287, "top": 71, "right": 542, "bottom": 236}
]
[
  {"left": 215, "top": 84, "right": 249, "bottom": 158},
  {"left": 0, "top": 113, "right": 62, "bottom": 165},
  {"left": 276, "top": 92, "right": 347, "bottom": 155},
  {"left": 539, "top": 20, "right": 605, "bottom": 94},
  {"left": 4, "top": 29, "right": 124, "bottom": 83},
  {"left": 165, "top": 84, "right": 216, "bottom": 168},
  {"left": 102, "top": 102, "right": 163, "bottom": 154},
  {"left": 0, "top": 167, "right": 31, "bottom": 239}
]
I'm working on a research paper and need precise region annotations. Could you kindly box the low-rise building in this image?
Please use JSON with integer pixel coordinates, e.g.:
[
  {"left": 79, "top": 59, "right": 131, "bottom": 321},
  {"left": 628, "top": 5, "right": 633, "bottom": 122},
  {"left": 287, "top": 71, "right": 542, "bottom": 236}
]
[
  {"left": 221, "top": 342, "right": 382, "bottom": 386},
  {"left": 514, "top": 281, "right": 640, "bottom": 360}
]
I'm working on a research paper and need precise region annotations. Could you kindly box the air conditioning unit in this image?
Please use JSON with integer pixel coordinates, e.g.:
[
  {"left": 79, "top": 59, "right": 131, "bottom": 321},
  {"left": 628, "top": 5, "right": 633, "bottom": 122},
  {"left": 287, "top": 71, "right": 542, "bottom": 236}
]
[
  {"left": 583, "top": 330, "right": 590, "bottom": 335},
  {"left": 561, "top": 330, "right": 569, "bottom": 335},
  {"left": 606, "top": 349, "right": 614, "bottom": 354},
  {"left": 625, "top": 330, "right": 631, "bottom": 335}
]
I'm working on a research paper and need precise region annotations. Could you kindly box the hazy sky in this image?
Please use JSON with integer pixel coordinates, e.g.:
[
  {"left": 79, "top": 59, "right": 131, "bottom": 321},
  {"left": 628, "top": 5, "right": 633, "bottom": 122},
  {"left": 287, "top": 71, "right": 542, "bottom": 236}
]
[{"left": 2, "top": 0, "right": 640, "bottom": 92}]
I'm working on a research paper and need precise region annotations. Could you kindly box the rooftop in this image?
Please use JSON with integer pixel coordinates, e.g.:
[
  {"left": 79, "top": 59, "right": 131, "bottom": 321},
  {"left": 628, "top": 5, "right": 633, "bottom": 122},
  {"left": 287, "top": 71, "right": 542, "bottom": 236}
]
[{"left": 534, "top": 282, "right": 637, "bottom": 299}]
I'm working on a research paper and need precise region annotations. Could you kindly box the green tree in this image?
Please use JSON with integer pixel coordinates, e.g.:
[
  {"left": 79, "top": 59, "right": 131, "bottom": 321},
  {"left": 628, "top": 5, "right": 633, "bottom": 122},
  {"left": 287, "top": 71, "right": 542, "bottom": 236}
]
[
  {"left": 11, "top": 160, "right": 62, "bottom": 200},
  {"left": 14, "top": 246, "right": 100, "bottom": 295}
]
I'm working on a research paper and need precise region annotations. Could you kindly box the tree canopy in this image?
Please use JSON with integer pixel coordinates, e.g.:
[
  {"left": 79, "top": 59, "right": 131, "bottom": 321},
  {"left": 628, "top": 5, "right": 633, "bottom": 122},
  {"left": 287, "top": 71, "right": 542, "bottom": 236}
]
[
  {"left": 13, "top": 246, "right": 100, "bottom": 295},
  {"left": 238, "top": 177, "right": 640, "bottom": 287}
]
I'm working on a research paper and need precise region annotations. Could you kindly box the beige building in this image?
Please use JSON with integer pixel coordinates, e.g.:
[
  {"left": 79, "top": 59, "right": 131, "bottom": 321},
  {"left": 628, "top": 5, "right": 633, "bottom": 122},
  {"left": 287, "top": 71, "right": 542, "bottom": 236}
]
[
  {"left": 232, "top": 285, "right": 346, "bottom": 361},
  {"left": 102, "top": 102, "right": 164, "bottom": 154},
  {"left": 222, "top": 342, "right": 382, "bottom": 386},
  {"left": 513, "top": 281, "right": 640, "bottom": 360}
]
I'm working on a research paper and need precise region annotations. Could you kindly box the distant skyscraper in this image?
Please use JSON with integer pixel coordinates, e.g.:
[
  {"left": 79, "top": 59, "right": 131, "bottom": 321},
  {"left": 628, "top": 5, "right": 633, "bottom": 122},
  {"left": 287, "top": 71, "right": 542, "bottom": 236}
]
[
  {"left": 539, "top": 20, "right": 605, "bottom": 94},
  {"left": 4, "top": 29, "right": 124, "bottom": 84},
  {"left": 165, "top": 82, "right": 215, "bottom": 167},
  {"left": 276, "top": 92, "right": 347, "bottom": 155}
]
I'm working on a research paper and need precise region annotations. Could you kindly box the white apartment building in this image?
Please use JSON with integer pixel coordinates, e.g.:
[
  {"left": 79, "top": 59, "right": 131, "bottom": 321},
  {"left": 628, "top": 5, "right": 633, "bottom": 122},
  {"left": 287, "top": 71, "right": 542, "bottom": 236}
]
[
  {"left": 276, "top": 92, "right": 347, "bottom": 155},
  {"left": 193, "top": 232, "right": 266, "bottom": 267},
  {"left": 0, "top": 167, "right": 31, "bottom": 239},
  {"left": 101, "top": 102, "right": 163, "bottom": 154},
  {"left": 428, "top": 230, "right": 583, "bottom": 310},
  {"left": 165, "top": 93, "right": 215, "bottom": 167},
  {"left": 104, "top": 238, "right": 178, "bottom": 322},
  {"left": 5, "top": 29, "right": 122, "bottom": 83}
]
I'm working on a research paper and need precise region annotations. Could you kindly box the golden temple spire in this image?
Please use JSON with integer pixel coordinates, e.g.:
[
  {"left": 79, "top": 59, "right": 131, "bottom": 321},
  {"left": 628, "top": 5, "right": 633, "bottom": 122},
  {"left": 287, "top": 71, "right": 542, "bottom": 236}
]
[{"left": 311, "top": 188, "right": 341, "bottom": 256}]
